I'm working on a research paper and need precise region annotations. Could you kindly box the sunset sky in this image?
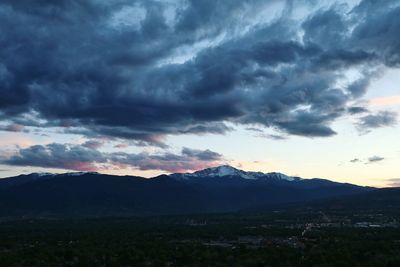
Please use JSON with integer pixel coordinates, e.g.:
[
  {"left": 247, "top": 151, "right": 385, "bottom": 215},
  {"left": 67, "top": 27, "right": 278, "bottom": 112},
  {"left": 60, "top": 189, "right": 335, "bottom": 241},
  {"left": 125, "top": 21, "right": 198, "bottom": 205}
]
[{"left": 0, "top": 0, "right": 399, "bottom": 187}]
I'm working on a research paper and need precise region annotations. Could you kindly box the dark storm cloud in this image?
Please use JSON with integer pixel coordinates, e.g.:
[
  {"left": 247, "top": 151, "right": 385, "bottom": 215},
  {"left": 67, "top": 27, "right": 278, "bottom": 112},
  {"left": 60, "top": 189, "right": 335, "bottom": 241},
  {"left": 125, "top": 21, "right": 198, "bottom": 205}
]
[
  {"left": 350, "top": 0, "right": 400, "bottom": 67},
  {"left": 0, "top": 0, "right": 399, "bottom": 143},
  {"left": 356, "top": 111, "right": 398, "bottom": 133},
  {"left": 2, "top": 143, "right": 223, "bottom": 173},
  {"left": 178, "top": 123, "right": 233, "bottom": 135},
  {"left": 64, "top": 126, "right": 169, "bottom": 148}
]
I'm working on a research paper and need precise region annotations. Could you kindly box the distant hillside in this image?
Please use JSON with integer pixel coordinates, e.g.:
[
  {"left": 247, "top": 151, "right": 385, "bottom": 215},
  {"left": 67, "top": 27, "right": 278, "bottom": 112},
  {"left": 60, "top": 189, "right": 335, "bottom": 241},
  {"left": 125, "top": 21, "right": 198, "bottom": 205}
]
[
  {"left": 305, "top": 187, "right": 400, "bottom": 211},
  {"left": 0, "top": 166, "right": 374, "bottom": 217}
]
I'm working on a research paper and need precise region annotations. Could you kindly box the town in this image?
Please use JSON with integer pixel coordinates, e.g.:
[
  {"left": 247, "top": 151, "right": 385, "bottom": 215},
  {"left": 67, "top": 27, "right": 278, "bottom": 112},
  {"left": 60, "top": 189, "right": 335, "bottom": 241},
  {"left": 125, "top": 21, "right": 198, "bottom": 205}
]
[{"left": 1, "top": 208, "right": 399, "bottom": 266}]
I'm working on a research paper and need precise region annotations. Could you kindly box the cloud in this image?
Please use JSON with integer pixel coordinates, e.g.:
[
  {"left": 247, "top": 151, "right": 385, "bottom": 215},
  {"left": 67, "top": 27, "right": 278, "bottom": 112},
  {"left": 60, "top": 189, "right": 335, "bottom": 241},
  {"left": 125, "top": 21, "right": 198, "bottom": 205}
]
[
  {"left": 367, "top": 156, "right": 385, "bottom": 163},
  {"left": 108, "top": 147, "right": 224, "bottom": 173},
  {"left": 245, "top": 127, "right": 287, "bottom": 140},
  {"left": 348, "top": 106, "right": 369, "bottom": 115},
  {"left": 114, "top": 143, "right": 129, "bottom": 149},
  {"left": 245, "top": 127, "right": 264, "bottom": 133},
  {"left": 356, "top": 111, "right": 398, "bottom": 133},
  {"left": 0, "top": 0, "right": 399, "bottom": 145},
  {"left": 82, "top": 140, "right": 105, "bottom": 149},
  {"left": 0, "top": 123, "right": 26, "bottom": 132},
  {"left": 264, "top": 134, "right": 287, "bottom": 140},
  {"left": 181, "top": 147, "right": 222, "bottom": 161},
  {"left": 386, "top": 178, "right": 400, "bottom": 187},
  {"left": 2, "top": 143, "right": 224, "bottom": 173},
  {"left": 349, "top": 155, "right": 388, "bottom": 164},
  {"left": 3, "top": 143, "right": 107, "bottom": 172}
]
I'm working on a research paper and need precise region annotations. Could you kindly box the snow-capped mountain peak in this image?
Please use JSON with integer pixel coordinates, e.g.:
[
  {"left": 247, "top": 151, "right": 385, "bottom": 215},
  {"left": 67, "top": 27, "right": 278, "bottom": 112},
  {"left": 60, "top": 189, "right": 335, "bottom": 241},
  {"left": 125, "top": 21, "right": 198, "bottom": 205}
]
[
  {"left": 170, "top": 165, "right": 300, "bottom": 182},
  {"left": 210, "top": 165, "right": 238, "bottom": 176},
  {"left": 32, "top": 172, "right": 56, "bottom": 177},
  {"left": 192, "top": 165, "right": 251, "bottom": 178},
  {"left": 30, "top": 172, "right": 98, "bottom": 178},
  {"left": 64, "top": 172, "right": 99, "bottom": 177}
]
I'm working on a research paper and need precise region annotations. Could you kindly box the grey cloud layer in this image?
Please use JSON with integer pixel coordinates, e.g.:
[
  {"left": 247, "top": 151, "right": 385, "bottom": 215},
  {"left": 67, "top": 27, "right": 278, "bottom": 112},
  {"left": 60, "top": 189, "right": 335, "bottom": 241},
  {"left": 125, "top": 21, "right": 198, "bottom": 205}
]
[
  {"left": 356, "top": 111, "right": 398, "bottom": 133},
  {"left": 3, "top": 143, "right": 223, "bottom": 173},
  {"left": 0, "top": 0, "right": 399, "bottom": 144}
]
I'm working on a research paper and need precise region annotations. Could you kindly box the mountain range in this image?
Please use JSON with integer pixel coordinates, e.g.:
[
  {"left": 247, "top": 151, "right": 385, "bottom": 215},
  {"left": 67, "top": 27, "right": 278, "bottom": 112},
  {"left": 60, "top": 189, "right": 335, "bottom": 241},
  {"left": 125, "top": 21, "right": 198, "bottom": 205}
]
[{"left": 0, "top": 165, "right": 393, "bottom": 217}]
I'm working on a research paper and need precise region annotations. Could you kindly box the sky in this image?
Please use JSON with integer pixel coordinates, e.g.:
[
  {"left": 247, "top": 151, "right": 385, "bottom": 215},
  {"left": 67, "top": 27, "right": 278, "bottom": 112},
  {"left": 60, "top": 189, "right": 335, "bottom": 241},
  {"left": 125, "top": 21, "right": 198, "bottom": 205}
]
[{"left": 0, "top": 0, "right": 399, "bottom": 187}]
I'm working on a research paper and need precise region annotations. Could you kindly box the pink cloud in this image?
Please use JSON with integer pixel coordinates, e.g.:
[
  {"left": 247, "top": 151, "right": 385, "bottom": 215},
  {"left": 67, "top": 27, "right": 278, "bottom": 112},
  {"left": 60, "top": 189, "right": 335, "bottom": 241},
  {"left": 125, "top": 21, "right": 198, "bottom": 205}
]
[
  {"left": 6, "top": 124, "right": 24, "bottom": 132},
  {"left": 63, "top": 161, "right": 99, "bottom": 172},
  {"left": 82, "top": 140, "right": 104, "bottom": 149}
]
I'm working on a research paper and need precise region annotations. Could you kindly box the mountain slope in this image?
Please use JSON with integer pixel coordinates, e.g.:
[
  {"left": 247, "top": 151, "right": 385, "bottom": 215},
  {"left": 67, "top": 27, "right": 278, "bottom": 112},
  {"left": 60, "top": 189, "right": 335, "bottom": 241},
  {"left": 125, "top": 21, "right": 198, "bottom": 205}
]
[
  {"left": 0, "top": 166, "right": 374, "bottom": 217},
  {"left": 0, "top": 173, "right": 206, "bottom": 216},
  {"left": 305, "top": 187, "right": 400, "bottom": 211}
]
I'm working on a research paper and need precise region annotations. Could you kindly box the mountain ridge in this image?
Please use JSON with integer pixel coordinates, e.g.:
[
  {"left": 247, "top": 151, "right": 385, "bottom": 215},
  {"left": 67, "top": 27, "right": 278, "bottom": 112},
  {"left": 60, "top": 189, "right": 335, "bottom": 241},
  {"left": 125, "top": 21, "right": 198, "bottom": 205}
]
[
  {"left": 0, "top": 165, "right": 379, "bottom": 217},
  {"left": 1, "top": 165, "right": 365, "bottom": 187}
]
